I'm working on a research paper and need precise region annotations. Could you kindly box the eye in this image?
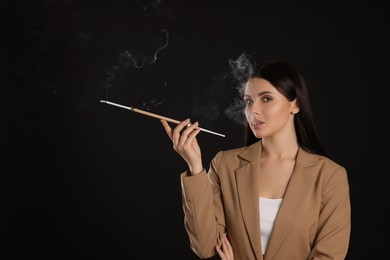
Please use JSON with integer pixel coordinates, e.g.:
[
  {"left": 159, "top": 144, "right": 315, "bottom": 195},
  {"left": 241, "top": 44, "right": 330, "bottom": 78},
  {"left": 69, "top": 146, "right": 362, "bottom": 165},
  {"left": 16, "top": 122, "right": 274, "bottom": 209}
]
[
  {"left": 244, "top": 98, "right": 253, "bottom": 106},
  {"left": 262, "top": 96, "right": 272, "bottom": 102}
]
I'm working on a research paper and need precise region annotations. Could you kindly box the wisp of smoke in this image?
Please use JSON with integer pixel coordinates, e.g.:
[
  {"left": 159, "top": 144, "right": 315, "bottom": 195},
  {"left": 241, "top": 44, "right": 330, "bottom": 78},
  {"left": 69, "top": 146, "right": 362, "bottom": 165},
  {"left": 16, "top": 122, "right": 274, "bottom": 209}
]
[
  {"left": 104, "top": 29, "right": 169, "bottom": 100},
  {"left": 118, "top": 29, "right": 169, "bottom": 69},
  {"left": 228, "top": 52, "right": 255, "bottom": 95},
  {"left": 224, "top": 97, "right": 246, "bottom": 125},
  {"left": 224, "top": 53, "right": 255, "bottom": 125}
]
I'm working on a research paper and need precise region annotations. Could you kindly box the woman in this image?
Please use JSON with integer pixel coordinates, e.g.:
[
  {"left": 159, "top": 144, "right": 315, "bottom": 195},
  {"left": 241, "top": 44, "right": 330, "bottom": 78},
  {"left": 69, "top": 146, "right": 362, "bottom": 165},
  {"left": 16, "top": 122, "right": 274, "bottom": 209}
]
[{"left": 161, "top": 60, "right": 351, "bottom": 260}]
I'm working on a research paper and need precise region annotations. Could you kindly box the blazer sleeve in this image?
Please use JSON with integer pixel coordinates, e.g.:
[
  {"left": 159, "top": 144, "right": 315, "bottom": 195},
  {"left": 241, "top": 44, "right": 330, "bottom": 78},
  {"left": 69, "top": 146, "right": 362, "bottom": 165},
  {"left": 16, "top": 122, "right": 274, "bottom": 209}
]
[
  {"left": 308, "top": 166, "right": 351, "bottom": 260},
  {"left": 180, "top": 151, "right": 226, "bottom": 259}
]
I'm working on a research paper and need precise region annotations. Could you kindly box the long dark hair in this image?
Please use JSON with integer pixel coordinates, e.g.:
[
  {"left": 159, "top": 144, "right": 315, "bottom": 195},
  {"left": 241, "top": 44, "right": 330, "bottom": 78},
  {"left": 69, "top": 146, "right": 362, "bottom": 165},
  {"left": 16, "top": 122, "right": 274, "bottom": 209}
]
[{"left": 243, "top": 60, "right": 328, "bottom": 157}]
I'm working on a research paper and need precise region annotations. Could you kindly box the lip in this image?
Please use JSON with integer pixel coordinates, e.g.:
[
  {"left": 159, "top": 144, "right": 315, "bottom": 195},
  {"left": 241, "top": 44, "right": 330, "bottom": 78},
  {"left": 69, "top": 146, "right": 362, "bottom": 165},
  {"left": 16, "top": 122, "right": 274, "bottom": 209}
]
[{"left": 250, "top": 119, "right": 265, "bottom": 129}]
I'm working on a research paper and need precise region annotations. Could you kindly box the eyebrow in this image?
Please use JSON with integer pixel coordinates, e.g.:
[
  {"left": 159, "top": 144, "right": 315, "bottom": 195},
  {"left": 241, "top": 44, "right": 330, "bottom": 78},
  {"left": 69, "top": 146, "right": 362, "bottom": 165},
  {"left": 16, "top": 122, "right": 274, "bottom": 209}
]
[{"left": 244, "top": 91, "right": 273, "bottom": 97}]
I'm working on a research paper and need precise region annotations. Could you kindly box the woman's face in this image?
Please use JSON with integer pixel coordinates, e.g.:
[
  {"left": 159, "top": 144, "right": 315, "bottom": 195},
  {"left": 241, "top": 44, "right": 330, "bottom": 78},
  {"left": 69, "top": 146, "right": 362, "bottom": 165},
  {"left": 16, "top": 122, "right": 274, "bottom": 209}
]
[{"left": 243, "top": 77, "right": 298, "bottom": 139}]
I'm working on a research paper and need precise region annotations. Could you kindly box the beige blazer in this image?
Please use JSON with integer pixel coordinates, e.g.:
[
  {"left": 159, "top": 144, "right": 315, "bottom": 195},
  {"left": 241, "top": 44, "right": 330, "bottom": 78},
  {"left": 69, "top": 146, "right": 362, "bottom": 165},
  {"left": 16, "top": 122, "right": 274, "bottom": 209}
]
[{"left": 180, "top": 141, "right": 351, "bottom": 260}]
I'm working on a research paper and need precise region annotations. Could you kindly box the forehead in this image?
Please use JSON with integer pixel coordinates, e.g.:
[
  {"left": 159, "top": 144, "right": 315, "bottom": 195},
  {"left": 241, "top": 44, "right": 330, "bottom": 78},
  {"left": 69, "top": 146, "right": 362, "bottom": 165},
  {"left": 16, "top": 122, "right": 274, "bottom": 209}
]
[{"left": 244, "top": 78, "right": 276, "bottom": 95}]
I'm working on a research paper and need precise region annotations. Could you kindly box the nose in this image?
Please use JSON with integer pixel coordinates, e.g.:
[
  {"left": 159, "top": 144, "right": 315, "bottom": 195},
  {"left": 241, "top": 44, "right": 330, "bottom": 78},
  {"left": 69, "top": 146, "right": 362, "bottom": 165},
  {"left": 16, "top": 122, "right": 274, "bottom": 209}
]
[{"left": 247, "top": 103, "right": 260, "bottom": 115}]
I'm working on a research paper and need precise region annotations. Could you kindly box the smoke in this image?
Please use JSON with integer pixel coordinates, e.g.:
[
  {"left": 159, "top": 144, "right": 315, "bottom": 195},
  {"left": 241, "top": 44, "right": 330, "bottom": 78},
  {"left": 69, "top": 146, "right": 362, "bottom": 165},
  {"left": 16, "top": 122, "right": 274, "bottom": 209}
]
[
  {"left": 105, "top": 65, "right": 122, "bottom": 98},
  {"left": 189, "top": 53, "right": 255, "bottom": 126},
  {"left": 224, "top": 97, "right": 246, "bottom": 125},
  {"left": 104, "top": 29, "right": 169, "bottom": 100},
  {"left": 141, "top": 99, "right": 164, "bottom": 111},
  {"left": 142, "top": 0, "right": 162, "bottom": 11},
  {"left": 140, "top": 82, "right": 169, "bottom": 112},
  {"left": 228, "top": 52, "right": 254, "bottom": 95},
  {"left": 223, "top": 53, "right": 255, "bottom": 125},
  {"left": 117, "top": 29, "right": 169, "bottom": 69}
]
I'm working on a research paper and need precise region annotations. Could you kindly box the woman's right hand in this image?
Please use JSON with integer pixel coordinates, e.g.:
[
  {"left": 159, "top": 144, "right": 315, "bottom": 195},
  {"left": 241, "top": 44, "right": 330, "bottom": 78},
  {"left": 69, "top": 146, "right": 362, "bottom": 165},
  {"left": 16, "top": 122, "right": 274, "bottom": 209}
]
[{"left": 161, "top": 119, "right": 203, "bottom": 175}]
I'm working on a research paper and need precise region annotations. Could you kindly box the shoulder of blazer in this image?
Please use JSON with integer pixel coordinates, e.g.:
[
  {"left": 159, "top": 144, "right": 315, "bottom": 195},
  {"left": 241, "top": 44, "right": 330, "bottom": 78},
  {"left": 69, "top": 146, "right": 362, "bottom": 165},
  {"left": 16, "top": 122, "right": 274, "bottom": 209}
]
[
  {"left": 209, "top": 141, "right": 262, "bottom": 174},
  {"left": 296, "top": 149, "right": 348, "bottom": 184},
  {"left": 295, "top": 148, "right": 343, "bottom": 169},
  {"left": 214, "top": 140, "right": 262, "bottom": 162}
]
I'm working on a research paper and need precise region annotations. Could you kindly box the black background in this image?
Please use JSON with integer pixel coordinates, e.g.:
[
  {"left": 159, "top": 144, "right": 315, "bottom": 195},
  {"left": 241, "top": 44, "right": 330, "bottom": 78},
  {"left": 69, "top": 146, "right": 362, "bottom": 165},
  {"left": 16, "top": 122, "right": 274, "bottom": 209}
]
[{"left": 3, "top": 0, "right": 389, "bottom": 259}]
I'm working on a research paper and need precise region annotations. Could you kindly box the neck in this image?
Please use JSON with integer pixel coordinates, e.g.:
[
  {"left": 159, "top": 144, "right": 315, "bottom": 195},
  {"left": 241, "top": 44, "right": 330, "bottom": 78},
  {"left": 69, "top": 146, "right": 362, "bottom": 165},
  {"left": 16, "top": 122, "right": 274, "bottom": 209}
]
[{"left": 261, "top": 133, "right": 299, "bottom": 160}]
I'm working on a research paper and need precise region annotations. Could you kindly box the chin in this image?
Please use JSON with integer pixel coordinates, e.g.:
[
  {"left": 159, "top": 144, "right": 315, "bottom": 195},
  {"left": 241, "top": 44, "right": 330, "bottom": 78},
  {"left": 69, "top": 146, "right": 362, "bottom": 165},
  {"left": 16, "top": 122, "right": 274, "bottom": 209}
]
[{"left": 252, "top": 130, "right": 264, "bottom": 139}]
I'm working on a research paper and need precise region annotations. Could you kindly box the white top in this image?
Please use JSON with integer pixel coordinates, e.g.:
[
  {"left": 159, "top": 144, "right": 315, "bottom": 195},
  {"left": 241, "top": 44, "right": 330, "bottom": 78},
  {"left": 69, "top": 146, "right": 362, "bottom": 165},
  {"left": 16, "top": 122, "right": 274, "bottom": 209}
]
[{"left": 259, "top": 197, "right": 283, "bottom": 255}]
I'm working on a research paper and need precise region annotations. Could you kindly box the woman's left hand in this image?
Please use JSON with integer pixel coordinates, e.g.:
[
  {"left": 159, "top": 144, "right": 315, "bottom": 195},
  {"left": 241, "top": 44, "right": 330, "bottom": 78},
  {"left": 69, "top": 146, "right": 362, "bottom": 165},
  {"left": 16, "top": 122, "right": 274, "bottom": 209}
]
[{"left": 216, "top": 234, "right": 234, "bottom": 260}]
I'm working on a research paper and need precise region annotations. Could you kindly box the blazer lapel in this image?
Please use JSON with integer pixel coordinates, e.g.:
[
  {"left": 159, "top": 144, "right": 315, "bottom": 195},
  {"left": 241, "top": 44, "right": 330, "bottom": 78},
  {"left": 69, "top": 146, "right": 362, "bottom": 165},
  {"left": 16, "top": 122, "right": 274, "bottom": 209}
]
[
  {"left": 235, "top": 141, "right": 263, "bottom": 259},
  {"left": 264, "top": 148, "right": 318, "bottom": 260}
]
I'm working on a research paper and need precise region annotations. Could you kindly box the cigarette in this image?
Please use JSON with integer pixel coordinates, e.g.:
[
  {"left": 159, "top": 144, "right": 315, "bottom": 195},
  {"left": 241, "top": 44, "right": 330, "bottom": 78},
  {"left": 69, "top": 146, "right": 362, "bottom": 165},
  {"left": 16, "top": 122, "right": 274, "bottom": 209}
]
[{"left": 100, "top": 100, "right": 226, "bottom": 138}]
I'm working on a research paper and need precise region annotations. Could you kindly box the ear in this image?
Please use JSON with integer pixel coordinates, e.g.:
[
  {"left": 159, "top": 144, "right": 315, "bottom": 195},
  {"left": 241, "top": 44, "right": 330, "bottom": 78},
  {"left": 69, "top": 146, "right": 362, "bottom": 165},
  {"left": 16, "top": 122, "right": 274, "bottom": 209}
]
[{"left": 291, "top": 98, "right": 300, "bottom": 114}]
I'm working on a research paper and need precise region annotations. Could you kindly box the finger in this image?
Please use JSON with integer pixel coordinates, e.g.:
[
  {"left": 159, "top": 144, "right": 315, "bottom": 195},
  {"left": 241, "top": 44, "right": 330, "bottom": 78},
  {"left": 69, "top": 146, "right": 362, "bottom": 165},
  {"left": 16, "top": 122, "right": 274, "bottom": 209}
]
[
  {"left": 224, "top": 235, "right": 234, "bottom": 258},
  {"left": 186, "top": 124, "right": 201, "bottom": 143},
  {"left": 221, "top": 235, "right": 228, "bottom": 253},
  {"left": 216, "top": 245, "right": 225, "bottom": 260},
  {"left": 160, "top": 120, "right": 173, "bottom": 141},
  {"left": 222, "top": 235, "right": 233, "bottom": 259},
  {"left": 172, "top": 119, "right": 190, "bottom": 146},
  {"left": 179, "top": 122, "right": 200, "bottom": 146}
]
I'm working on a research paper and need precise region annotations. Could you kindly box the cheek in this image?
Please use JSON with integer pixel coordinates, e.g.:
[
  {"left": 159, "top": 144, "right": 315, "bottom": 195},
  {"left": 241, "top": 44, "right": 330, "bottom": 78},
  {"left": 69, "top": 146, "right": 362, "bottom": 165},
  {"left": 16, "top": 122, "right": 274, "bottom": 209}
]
[
  {"left": 244, "top": 109, "right": 250, "bottom": 119},
  {"left": 263, "top": 105, "right": 280, "bottom": 117},
  {"left": 264, "top": 104, "right": 290, "bottom": 120},
  {"left": 244, "top": 108, "right": 254, "bottom": 123}
]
